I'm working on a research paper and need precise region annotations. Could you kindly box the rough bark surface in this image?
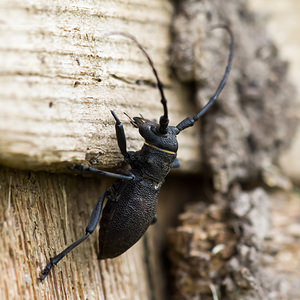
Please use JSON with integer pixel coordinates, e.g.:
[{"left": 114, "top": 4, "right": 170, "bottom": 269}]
[
  {"left": 168, "top": 0, "right": 300, "bottom": 299},
  {"left": 171, "top": 0, "right": 298, "bottom": 192},
  {"left": 169, "top": 187, "right": 300, "bottom": 300},
  {"left": 249, "top": 0, "right": 300, "bottom": 185}
]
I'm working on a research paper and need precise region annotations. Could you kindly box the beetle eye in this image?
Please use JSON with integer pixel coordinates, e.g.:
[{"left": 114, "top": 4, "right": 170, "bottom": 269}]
[{"left": 151, "top": 125, "right": 158, "bottom": 134}]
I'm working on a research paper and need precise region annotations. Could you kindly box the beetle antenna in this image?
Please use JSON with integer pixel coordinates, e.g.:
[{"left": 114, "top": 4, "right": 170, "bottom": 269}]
[
  {"left": 103, "top": 32, "right": 169, "bottom": 133},
  {"left": 176, "top": 25, "right": 234, "bottom": 133},
  {"left": 123, "top": 112, "right": 138, "bottom": 128}
]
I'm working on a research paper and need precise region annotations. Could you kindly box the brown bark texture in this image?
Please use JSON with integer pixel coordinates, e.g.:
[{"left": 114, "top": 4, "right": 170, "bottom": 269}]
[
  {"left": 171, "top": 0, "right": 297, "bottom": 193},
  {"left": 249, "top": 0, "right": 300, "bottom": 188},
  {"left": 168, "top": 0, "right": 300, "bottom": 299}
]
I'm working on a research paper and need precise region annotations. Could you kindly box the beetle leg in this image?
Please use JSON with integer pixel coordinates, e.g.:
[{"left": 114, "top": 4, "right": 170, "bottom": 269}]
[
  {"left": 39, "top": 191, "right": 108, "bottom": 281},
  {"left": 111, "top": 110, "right": 130, "bottom": 160},
  {"left": 68, "top": 164, "right": 134, "bottom": 180}
]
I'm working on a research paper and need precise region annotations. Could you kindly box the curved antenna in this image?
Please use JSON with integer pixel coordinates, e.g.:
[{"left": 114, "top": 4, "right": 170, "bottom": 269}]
[
  {"left": 176, "top": 25, "right": 234, "bottom": 133},
  {"left": 102, "top": 32, "right": 169, "bottom": 133}
]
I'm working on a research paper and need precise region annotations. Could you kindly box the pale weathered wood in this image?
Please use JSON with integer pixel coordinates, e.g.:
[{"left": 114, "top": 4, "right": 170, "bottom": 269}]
[{"left": 0, "top": 0, "right": 201, "bottom": 173}]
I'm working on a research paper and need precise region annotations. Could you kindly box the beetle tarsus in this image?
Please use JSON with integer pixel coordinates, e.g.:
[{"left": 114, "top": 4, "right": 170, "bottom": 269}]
[
  {"left": 39, "top": 262, "right": 53, "bottom": 281},
  {"left": 110, "top": 110, "right": 120, "bottom": 124}
]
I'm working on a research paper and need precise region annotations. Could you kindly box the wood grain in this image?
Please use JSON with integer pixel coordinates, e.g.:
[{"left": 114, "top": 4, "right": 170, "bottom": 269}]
[
  {"left": 0, "top": 167, "right": 154, "bottom": 300},
  {"left": 0, "top": 0, "right": 202, "bottom": 173}
]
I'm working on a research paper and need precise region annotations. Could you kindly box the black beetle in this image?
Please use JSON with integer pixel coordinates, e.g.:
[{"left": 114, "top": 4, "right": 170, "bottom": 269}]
[{"left": 39, "top": 26, "right": 234, "bottom": 280}]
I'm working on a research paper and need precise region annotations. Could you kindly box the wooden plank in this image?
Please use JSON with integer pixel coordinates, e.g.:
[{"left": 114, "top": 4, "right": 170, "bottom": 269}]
[
  {"left": 0, "top": 0, "right": 202, "bottom": 173},
  {"left": 0, "top": 167, "right": 154, "bottom": 299}
]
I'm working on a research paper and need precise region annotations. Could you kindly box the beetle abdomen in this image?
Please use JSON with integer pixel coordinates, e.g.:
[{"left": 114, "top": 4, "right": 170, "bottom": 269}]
[{"left": 98, "top": 177, "right": 159, "bottom": 259}]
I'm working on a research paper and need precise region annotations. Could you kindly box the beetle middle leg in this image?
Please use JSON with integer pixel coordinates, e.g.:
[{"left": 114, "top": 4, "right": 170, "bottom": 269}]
[
  {"left": 69, "top": 164, "right": 134, "bottom": 180},
  {"left": 39, "top": 191, "right": 109, "bottom": 280}
]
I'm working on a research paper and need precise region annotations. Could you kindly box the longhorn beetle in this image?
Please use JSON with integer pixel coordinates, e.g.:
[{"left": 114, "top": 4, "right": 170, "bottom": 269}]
[{"left": 39, "top": 26, "right": 234, "bottom": 280}]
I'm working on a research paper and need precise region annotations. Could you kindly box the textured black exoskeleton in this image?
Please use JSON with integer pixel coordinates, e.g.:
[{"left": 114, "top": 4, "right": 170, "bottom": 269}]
[{"left": 39, "top": 26, "right": 234, "bottom": 280}]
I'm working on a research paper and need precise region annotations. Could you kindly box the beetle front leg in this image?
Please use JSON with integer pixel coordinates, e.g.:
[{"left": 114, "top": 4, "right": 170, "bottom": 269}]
[
  {"left": 111, "top": 110, "right": 129, "bottom": 160},
  {"left": 39, "top": 191, "right": 108, "bottom": 281}
]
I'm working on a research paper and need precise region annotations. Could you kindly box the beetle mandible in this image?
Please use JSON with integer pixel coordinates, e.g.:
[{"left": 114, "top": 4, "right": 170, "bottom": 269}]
[{"left": 39, "top": 26, "right": 234, "bottom": 280}]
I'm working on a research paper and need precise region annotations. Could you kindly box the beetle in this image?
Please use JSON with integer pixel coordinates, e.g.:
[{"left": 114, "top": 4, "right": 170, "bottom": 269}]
[{"left": 39, "top": 26, "right": 234, "bottom": 280}]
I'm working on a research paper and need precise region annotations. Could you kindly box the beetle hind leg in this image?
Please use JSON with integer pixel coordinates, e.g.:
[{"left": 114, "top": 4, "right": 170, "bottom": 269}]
[{"left": 39, "top": 191, "right": 108, "bottom": 281}]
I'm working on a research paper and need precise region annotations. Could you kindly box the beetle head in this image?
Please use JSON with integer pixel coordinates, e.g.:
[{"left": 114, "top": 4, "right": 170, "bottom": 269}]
[{"left": 132, "top": 117, "right": 179, "bottom": 153}]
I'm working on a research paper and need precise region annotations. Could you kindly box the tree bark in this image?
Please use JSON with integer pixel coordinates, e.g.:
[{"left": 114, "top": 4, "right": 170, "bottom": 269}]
[
  {"left": 249, "top": 0, "right": 300, "bottom": 185},
  {"left": 168, "top": 1, "right": 300, "bottom": 299}
]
